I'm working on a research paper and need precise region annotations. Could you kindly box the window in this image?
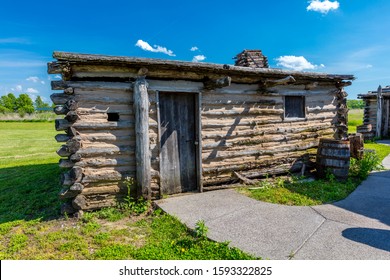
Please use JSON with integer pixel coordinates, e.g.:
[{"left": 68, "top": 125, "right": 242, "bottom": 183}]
[
  {"left": 284, "top": 96, "right": 305, "bottom": 119},
  {"left": 107, "top": 112, "right": 120, "bottom": 121}
]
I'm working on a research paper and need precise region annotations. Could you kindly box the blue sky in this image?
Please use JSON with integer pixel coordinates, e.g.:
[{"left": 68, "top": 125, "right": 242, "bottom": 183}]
[{"left": 1, "top": 0, "right": 389, "bottom": 102}]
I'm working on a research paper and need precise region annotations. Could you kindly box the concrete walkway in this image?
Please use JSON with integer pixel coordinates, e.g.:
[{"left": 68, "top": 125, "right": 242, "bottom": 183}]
[{"left": 156, "top": 141, "right": 390, "bottom": 260}]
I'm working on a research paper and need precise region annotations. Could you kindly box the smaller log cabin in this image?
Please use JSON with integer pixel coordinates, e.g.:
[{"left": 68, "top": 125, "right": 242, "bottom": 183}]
[
  {"left": 48, "top": 51, "right": 354, "bottom": 213},
  {"left": 358, "top": 85, "right": 390, "bottom": 139}
]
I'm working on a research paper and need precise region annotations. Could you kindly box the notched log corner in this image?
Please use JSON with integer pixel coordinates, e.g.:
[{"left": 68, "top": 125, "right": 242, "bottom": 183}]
[
  {"left": 55, "top": 119, "right": 71, "bottom": 131},
  {"left": 59, "top": 183, "right": 83, "bottom": 199},
  {"left": 55, "top": 134, "right": 71, "bottom": 143},
  {"left": 72, "top": 195, "right": 88, "bottom": 210},
  {"left": 51, "top": 93, "right": 70, "bottom": 105},
  {"left": 64, "top": 87, "right": 74, "bottom": 95},
  {"left": 336, "top": 81, "right": 352, "bottom": 89},
  {"left": 54, "top": 105, "right": 69, "bottom": 115},
  {"left": 65, "top": 111, "right": 79, "bottom": 122}
]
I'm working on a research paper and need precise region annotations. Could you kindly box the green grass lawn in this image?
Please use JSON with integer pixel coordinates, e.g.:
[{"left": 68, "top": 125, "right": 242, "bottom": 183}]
[
  {"left": 0, "top": 122, "right": 61, "bottom": 222},
  {"left": 348, "top": 109, "right": 363, "bottom": 133},
  {"left": 0, "top": 121, "right": 257, "bottom": 260}
]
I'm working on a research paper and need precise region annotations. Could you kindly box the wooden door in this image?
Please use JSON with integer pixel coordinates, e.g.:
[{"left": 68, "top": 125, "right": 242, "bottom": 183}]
[{"left": 159, "top": 92, "right": 197, "bottom": 194}]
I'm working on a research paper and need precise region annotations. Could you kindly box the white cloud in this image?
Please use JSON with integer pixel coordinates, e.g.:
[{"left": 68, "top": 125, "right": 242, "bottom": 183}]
[
  {"left": 276, "top": 56, "right": 319, "bottom": 71},
  {"left": 190, "top": 46, "right": 199, "bottom": 51},
  {"left": 135, "top": 39, "right": 175, "bottom": 56},
  {"left": 26, "top": 76, "right": 39, "bottom": 83},
  {"left": 307, "top": 0, "right": 339, "bottom": 14},
  {"left": 192, "top": 55, "right": 206, "bottom": 62},
  {"left": 15, "top": 85, "right": 23, "bottom": 92},
  {"left": 0, "top": 37, "right": 30, "bottom": 44},
  {"left": 26, "top": 76, "right": 46, "bottom": 84},
  {"left": 26, "top": 88, "right": 39, "bottom": 94}
]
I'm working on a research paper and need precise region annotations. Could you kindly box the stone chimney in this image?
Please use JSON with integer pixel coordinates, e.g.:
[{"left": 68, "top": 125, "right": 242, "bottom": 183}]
[{"left": 234, "top": 50, "right": 269, "bottom": 68}]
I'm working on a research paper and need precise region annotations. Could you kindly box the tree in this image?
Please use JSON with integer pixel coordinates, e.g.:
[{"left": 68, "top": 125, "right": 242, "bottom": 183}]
[
  {"left": 16, "top": 94, "right": 34, "bottom": 114},
  {"left": 347, "top": 99, "right": 364, "bottom": 109},
  {"left": 0, "top": 93, "right": 17, "bottom": 112},
  {"left": 34, "top": 96, "right": 49, "bottom": 110}
]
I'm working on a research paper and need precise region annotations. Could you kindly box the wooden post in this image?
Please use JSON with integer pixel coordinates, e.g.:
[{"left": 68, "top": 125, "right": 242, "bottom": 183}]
[
  {"left": 384, "top": 99, "right": 389, "bottom": 137},
  {"left": 196, "top": 92, "right": 203, "bottom": 192},
  {"left": 133, "top": 76, "right": 151, "bottom": 199},
  {"left": 376, "top": 85, "right": 383, "bottom": 138}
]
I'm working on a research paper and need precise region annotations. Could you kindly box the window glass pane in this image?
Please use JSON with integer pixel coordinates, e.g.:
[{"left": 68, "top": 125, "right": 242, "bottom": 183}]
[{"left": 285, "top": 96, "right": 305, "bottom": 118}]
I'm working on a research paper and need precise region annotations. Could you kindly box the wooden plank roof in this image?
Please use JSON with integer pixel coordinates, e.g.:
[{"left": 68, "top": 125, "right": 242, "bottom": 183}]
[{"left": 49, "top": 51, "right": 355, "bottom": 84}]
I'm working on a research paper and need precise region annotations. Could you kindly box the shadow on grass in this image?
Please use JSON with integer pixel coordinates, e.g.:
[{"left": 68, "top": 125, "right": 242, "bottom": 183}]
[{"left": 0, "top": 163, "right": 62, "bottom": 223}]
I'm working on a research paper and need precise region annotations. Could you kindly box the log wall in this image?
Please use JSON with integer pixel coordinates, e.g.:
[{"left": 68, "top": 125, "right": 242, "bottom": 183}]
[
  {"left": 360, "top": 96, "right": 390, "bottom": 138},
  {"left": 52, "top": 81, "right": 137, "bottom": 212},
  {"left": 363, "top": 98, "right": 377, "bottom": 129},
  {"left": 200, "top": 84, "right": 339, "bottom": 188}
]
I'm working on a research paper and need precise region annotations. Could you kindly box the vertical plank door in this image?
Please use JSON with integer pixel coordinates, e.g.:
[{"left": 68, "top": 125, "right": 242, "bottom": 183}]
[{"left": 159, "top": 92, "right": 197, "bottom": 194}]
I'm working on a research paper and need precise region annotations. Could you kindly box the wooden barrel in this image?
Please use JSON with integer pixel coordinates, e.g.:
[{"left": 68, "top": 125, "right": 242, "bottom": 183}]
[
  {"left": 357, "top": 124, "right": 374, "bottom": 141},
  {"left": 316, "top": 138, "right": 350, "bottom": 180}
]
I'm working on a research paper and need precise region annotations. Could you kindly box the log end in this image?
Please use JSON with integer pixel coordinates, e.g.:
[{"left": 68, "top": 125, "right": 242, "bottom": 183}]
[{"left": 72, "top": 195, "right": 88, "bottom": 210}]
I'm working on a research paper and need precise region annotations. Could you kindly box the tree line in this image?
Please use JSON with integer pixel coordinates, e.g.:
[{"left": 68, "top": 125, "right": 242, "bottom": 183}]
[
  {"left": 0, "top": 93, "right": 366, "bottom": 115},
  {"left": 346, "top": 99, "right": 364, "bottom": 109},
  {"left": 0, "top": 93, "right": 51, "bottom": 115}
]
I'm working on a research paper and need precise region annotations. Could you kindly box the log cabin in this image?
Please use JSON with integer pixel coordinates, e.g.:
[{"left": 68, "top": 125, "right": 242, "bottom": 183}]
[
  {"left": 358, "top": 85, "right": 390, "bottom": 140},
  {"left": 48, "top": 50, "right": 354, "bottom": 213}
]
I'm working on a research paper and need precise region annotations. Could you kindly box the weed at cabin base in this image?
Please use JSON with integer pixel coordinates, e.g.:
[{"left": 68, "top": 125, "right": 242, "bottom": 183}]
[{"left": 116, "top": 177, "right": 151, "bottom": 216}]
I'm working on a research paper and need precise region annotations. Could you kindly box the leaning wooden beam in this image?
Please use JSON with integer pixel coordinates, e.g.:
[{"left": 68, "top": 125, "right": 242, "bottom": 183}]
[
  {"left": 265, "top": 75, "right": 296, "bottom": 87},
  {"left": 133, "top": 76, "right": 151, "bottom": 199},
  {"left": 233, "top": 171, "right": 257, "bottom": 185}
]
